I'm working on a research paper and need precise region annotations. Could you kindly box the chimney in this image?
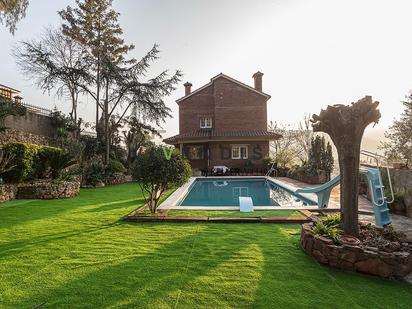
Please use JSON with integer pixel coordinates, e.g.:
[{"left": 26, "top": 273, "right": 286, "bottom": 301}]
[
  {"left": 252, "top": 71, "right": 264, "bottom": 92},
  {"left": 184, "top": 82, "right": 192, "bottom": 96}
]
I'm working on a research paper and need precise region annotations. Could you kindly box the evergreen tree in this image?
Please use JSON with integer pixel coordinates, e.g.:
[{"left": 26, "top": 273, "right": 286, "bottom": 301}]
[
  {"left": 381, "top": 93, "right": 412, "bottom": 167},
  {"left": 59, "top": 0, "right": 181, "bottom": 164},
  {"left": 59, "top": 0, "right": 134, "bottom": 133},
  {"left": 0, "top": 0, "right": 28, "bottom": 34}
]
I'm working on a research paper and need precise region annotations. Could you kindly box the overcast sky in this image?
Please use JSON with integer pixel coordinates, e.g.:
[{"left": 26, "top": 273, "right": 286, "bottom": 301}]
[{"left": 1, "top": 0, "right": 411, "bottom": 142}]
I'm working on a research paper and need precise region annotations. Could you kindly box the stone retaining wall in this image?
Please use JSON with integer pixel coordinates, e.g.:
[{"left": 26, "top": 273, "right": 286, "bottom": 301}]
[
  {"left": 0, "top": 184, "right": 18, "bottom": 202},
  {"left": 17, "top": 181, "right": 80, "bottom": 199},
  {"left": 301, "top": 223, "right": 412, "bottom": 279},
  {"left": 104, "top": 174, "right": 133, "bottom": 186},
  {"left": 0, "top": 129, "right": 55, "bottom": 146}
]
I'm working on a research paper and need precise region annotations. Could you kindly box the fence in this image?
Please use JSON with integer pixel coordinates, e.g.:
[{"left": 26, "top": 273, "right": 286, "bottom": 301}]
[{"left": 21, "top": 102, "right": 52, "bottom": 117}]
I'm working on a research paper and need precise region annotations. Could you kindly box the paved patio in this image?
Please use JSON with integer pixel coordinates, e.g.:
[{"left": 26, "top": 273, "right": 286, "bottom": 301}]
[{"left": 276, "top": 177, "right": 412, "bottom": 241}]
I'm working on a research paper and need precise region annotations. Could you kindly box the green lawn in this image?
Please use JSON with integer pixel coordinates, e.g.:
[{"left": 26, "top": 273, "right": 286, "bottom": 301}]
[
  {"left": 166, "top": 209, "right": 304, "bottom": 218},
  {"left": 0, "top": 183, "right": 411, "bottom": 308}
]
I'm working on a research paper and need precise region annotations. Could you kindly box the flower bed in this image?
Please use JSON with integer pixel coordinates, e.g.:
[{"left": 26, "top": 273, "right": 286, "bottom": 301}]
[
  {"left": 301, "top": 222, "right": 412, "bottom": 279},
  {"left": 17, "top": 180, "right": 80, "bottom": 199},
  {"left": 0, "top": 184, "right": 18, "bottom": 202}
]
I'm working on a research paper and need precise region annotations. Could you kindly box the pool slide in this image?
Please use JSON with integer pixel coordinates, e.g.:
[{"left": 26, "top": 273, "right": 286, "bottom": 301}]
[{"left": 295, "top": 167, "right": 392, "bottom": 226}]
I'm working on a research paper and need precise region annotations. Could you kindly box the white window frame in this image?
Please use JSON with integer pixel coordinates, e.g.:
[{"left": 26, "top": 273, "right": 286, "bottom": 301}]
[
  {"left": 231, "top": 145, "right": 248, "bottom": 159},
  {"left": 200, "top": 117, "right": 212, "bottom": 128},
  {"left": 232, "top": 187, "right": 249, "bottom": 199}
]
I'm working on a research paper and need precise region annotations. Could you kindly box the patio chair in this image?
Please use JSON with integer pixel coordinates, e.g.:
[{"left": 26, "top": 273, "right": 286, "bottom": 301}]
[
  {"left": 230, "top": 168, "right": 240, "bottom": 176},
  {"left": 215, "top": 168, "right": 224, "bottom": 176}
]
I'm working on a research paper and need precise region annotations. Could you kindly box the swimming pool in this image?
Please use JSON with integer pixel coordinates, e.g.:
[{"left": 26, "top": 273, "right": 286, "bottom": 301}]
[{"left": 178, "top": 178, "right": 317, "bottom": 208}]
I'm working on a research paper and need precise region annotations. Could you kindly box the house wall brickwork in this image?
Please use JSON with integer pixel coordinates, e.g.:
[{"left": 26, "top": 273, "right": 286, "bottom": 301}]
[
  {"left": 178, "top": 76, "right": 268, "bottom": 134},
  {"left": 213, "top": 78, "right": 267, "bottom": 132},
  {"left": 209, "top": 141, "right": 269, "bottom": 168}
]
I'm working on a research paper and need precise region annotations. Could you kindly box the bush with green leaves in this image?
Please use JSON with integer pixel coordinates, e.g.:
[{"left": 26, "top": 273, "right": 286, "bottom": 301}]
[
  {"left": 132, "top": 146, "right": 191, "bottom": 213},
  {"left": 82, "top": 161, "right": 106, "bottom": 186},
  {"left": 3, "top": 142, "right": 76, "bottom": 182},
  {"left": 107, "top": 159, "right": 126, "bottom": 175},
  {"left": 38, "top": 149, "right": 76, "bottom": 179},
  {"left": 320, "top": 213, "right": 341, "bottom": 228},
  {"left": 310, "top": 221, "right": 340, "bottom": 244},
  {"left": 2, "top": 143, "right": 42, "bottom": 182}
]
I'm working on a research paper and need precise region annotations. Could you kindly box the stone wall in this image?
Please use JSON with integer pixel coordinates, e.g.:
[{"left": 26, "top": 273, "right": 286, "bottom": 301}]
[
  {"left": 17, "top": 181, "right": 80, "bottom": 199},
  {"left": 104, "top": 174, "right": 133, "bottom": 186},
  {"left": 3, "top": 111, "right": 55, "bottom": 138},
  {"left": 0, "top": 184, "right": 17, "bottom": 202},
  {"left": 301, "top": 223, "right": 412, "bottom": 279},
  {"left": 0, "top": 129, "right": 55, "bottom": 146}
]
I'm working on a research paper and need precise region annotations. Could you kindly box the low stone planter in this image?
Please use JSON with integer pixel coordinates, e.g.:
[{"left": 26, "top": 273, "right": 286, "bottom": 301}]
[
  {"left": 301, "top": 223, "right": 412, "bottom": 279},
  {"left": 104, "top": 174, "right": 133, "bottom": 186},
  {"left": 17, "top": 180, "right": 80, "bottom": 199},
  {"left": 0, "top": 184, "right": 18, "bottom": 202}
]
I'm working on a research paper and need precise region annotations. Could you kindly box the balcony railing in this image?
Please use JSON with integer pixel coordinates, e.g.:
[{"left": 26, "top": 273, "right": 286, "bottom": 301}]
[{"left": 21, "top": 102, "right": 52, "bottom": 116}]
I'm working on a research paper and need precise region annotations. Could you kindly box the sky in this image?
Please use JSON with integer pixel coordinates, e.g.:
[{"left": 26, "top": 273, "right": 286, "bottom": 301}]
[{"left": 1, "top": 0, "right": 412, "bottom": 147}]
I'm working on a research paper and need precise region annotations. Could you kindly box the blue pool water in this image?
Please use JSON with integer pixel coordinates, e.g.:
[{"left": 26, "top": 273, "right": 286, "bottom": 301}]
[{"left": 179, "top": 178, "right": 317, "bottom": 207}]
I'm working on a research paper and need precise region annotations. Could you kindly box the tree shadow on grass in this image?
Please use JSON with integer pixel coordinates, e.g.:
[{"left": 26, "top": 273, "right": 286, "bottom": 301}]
[
  {"left": 84, "top": 198, "right": 145, "bottom": 213},
  {"left": 11, "top": 223, "right": 290, "bottom": 308},
  {"left": 252, "top": 227, "right": 412, "bottom": 308},
  {"left": 0, "top": 185, "right": 143, "bottom": 229},
  {"left": 0, "top": 221, "right": 121, "bottom": 260}
]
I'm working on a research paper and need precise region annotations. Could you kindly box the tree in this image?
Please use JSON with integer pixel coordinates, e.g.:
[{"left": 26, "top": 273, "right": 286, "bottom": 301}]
[
  {"left": 380, "top": 92, "right": 412, "bottom": 167},
  {"left": 13, "top": 28, "right": 89, "bottom": 125},
  {"left": 131, "top": 146, "right": 191, "bottom": 214},
  {"left": 307, "top": 135, "right": 334, "bottom": 180},
  {"left": 295, "top": 113, "right": 313, "bottom": 162},
  {"left": 122, "top": 115, "right": 158, "bottom": 167},
  {"left": 311, "top": 96, "right": 381, "bottom": 236},
  {"left": 0, "top": 0, "right": 28, "bottom": 34},
  {"left": 59, "top": 0, "right": 181, "bottom": 164},
  {"left": 0, "top": 149, "right": 15, "bottom": 179},
  {"left": 59, "top": 0, "right": 134, "bottom": 136}
]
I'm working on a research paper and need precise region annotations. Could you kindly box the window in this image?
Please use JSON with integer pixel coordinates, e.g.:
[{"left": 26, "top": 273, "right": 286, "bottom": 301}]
[
  {"left": 187, "top": 146, "right": 204, "bottom": 160},
  {"left": 232, "top": 187, "right": 249, "bottom": 199},
  {"left": 200, "top": 117, "right": 212, "bottom": 128},
  {"left": 231, "top": 145, "right": 248, "bottom": 159}
]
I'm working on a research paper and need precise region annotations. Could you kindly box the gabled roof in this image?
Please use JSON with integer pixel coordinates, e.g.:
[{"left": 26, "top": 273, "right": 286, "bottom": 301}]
[
  {"left": 163, "top": 129, "right": 281, "bottom": 145},
  {"left": 176, "top": 73, "right": 271, "bottom": 103}
]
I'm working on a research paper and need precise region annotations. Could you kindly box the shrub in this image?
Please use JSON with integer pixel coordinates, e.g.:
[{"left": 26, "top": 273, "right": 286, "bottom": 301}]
[
  {"left": 132, "top": 146, "right": 191, "bottom": 213},
  {"left": 3, "top": 143, "right": 76, "bottom": 182},
  {"left": 320, "top": 213, "right": 341, "bottom": 228},
  {"left": 83, "top": 161, "right": 106, "bottom": 186},
  {"left": 3, "top": 143, "right": 42, "bottom": 182},
  {"left": 44, "top": 150, "right": 76, "bottom": 179},
  {"left": 310, "top": 221, "right": 340, "bottom": 243},
  {"left": 107, "top": 159, "right": 126, "bottom": 175}
]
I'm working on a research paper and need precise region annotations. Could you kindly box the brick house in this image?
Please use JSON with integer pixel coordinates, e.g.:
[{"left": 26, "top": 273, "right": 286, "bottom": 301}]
[{"left": 163, "top": 72, "right": 281, "bottom": 173}]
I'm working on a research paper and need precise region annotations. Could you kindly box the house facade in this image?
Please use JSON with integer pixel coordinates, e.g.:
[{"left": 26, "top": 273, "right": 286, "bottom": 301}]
[{"left": 163, "top": 72, "right": 281, "bottom": 172}]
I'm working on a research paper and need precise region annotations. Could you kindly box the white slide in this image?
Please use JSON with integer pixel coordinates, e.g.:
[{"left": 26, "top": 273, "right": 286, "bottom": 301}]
[{"left": 239, "top": 196, "right": 254, "bottom": 212}]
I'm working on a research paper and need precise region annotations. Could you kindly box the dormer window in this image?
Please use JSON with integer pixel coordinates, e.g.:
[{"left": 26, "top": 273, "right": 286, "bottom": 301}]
[{"left": 200, "top": 117, "right": 212, "bottom": 129}]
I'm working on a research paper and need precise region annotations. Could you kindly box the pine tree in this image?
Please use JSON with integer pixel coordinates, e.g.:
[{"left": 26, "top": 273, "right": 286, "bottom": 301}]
[
  {"left": 381, "top": 93, "right": 412, "bottom": 167},
  {"left": 58, "top": 0, "right": 181, "bottom": 164},
  {"left": 59, "top": 0, "right": 134, "bottom": 140}
]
